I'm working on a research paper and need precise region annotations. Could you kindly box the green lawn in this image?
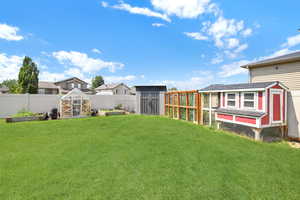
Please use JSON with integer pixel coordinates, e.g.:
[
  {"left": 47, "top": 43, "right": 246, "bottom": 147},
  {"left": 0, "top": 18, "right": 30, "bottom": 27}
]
[{"left": 1, "top": 115, "right": 300, "bottom": 200}]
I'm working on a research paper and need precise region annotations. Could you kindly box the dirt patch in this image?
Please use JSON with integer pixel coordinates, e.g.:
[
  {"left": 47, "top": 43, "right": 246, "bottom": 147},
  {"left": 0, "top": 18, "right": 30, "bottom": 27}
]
[{"left": 288, "top": 141, "right": 300, "bottom": 149}]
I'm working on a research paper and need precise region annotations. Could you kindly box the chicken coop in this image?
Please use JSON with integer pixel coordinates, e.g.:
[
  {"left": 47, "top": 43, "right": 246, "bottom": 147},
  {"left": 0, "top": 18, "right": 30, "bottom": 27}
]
[{"left": 60, "top": 88, "right": 91, "bottom": 118}]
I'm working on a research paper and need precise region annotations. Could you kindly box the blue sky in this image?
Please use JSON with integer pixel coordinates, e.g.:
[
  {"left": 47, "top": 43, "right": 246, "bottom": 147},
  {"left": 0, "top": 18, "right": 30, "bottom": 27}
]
[{"left": 1, "top": 0, "right": 300, "bottom": 89}]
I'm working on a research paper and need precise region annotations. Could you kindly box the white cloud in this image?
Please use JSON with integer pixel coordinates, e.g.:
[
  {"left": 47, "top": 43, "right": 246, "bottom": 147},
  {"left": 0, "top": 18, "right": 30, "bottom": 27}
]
[
  {"left": 151, "top": 0, "right": 211, "bottom": 19},
  {"left": 39, "top": 71, "right": 67, "bottom": 82},
  {"left": 218, "top": 60, "right": 250, "bottom": 77},
  {"left": 101, "top": 1, "right": 108, "bottom": 8},
  {"left": 206, "top": 16, "right": 244, "bottom": 48},
  {"left": 282, "top": 34, "right": 300, "bottom": 48},
  {"left": 242, "top": 28, "right": 253, "bottom": 37},
  {"left": 152, "top": 23, "right": 166, "bottom": 27},
  {"left": 0, "top": 53, "right": 23, "bottom": 82},
  {"left": 0, "top": 23, "right": 24, "bottom": 41},
  {"left": 92, "top": 48, "right": 102, "bottom": 54},
  {"left": 211, "top": 54, "right": 223, "bottom": 64},
  {"left": 184, "top": 32, "right": 208, "bottom": 40},
  {"left": 261, "top": 48, "right": 297, "bottom": 60},
  {"left": 105, "top": 1, "right": 171, "bottom": 22},
  {"left": 104, "top": 75, "right": 136, "bottom": 83},
  {"left": 52, "top": 51, "right": 124, "bottom": 73},
  {"left": 226, "top": 38, "right": 240, "bottom": 49}
]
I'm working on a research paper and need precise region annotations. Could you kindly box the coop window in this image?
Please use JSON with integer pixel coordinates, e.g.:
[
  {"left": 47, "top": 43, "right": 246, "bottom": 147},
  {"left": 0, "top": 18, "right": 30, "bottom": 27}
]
[
  {"left": 227, "top": 93, "right": 237, "bottom": 107},
  {"left": 242, "top": 92, "right": 256, "bottom": 109}
]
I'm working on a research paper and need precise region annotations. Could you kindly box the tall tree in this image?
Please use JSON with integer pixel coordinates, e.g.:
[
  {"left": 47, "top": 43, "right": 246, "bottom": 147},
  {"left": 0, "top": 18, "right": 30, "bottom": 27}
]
[
  {"left": 0, "top": 79, "right": 21, "bottom": 93},
  {"left": 92, "top": 75, "right": 104, "bottom": 89},
  {"left": 18, "top": 56, "right": 39, "bottom": 94}
]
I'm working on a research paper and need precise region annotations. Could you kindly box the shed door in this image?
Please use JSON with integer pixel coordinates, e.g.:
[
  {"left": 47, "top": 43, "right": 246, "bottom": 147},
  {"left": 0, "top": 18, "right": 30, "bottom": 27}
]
[
  {"left": 271, "top": 90, "right": 283, "bottom": 123},
  {"left": 140, "top": 92, "right": 160, "bottom": 115}
]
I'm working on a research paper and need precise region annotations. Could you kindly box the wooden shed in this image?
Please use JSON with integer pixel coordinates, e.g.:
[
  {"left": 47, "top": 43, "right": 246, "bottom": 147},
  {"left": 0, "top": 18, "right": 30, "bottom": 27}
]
[
  {"left": 199, "top": 81, "right": 289, "bottom": 140},
  {"left": 60, "top": 88, "right": 91, "bottom": 118}
]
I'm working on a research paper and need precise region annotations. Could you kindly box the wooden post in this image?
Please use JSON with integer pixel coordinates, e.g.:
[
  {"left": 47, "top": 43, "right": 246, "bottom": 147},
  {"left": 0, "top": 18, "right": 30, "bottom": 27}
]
[
  {"left": 209, "top": 93, "right": 212, "bottom": 126},
  {"left": 186, "top": 94, "right": 189, "bottom": 121},
  {"left": 177, "top": 93, "right": 180, "bottom": 119},
  {"left": 252, "top": 128, "right": 262, "bottom": 141},
  {"left": 280, "top": 126, "right": 288, "bottom": 139},
  {"left": 217, "top": 121, "right": 221, "bottom": 129}
]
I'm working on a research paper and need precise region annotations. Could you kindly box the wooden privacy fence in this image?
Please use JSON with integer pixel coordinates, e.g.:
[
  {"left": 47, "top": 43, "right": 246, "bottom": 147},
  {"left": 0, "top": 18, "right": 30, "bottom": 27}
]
[{"left": 164, "top": 90, "right": 202, "bottom": 124}]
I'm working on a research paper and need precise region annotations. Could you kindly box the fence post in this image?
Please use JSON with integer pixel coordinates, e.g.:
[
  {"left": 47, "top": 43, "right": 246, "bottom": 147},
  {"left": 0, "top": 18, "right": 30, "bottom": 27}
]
[{"left": 27, "top": 93, "right": 30, "bottom": 111}]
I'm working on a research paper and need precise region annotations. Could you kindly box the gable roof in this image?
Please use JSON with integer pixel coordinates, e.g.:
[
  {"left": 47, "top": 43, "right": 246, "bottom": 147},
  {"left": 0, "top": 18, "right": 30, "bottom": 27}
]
[
  {"left": 241, "top": 51, "right": 300, "bottom": 69},
  {"left": 199, "top": 81, "right": 287, "bottom": 92},
  {"left": 54, "top": 77, "right": 88, "bottom": 84},
  {"left": 96, "top": 83, "right": 129, "bottom": 90},
  {"left": 38, "top": 81, "right": 59, "bottom": 89}
]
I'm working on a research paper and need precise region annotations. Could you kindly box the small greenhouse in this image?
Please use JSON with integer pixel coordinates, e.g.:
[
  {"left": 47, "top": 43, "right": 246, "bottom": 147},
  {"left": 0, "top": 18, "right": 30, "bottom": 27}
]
[{"left": 60, "top": 88, "right": 91, "bottom": 118}]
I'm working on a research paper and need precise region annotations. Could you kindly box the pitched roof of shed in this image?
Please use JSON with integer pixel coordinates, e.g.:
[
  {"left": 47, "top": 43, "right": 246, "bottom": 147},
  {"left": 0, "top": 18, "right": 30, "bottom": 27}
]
[
  {"left": 241, "top": 51, "right": 300, "bottom": 68},
  {"left": 54, "top": 77, "right": 88, "bottom": 84},
  {"left": 199, "top": 81, "right": 278, "bottom": 92}
]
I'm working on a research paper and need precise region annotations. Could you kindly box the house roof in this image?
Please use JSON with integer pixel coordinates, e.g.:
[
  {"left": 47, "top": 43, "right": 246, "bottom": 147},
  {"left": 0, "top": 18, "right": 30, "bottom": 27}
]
[
  {"left": 38, "top": 81, "right": 59, "bottom": 89},
  {"left": 96, "top": 83, "right": 129, "bottom": 90},
  {"left": 199, "top": 81, "right": 282, "bottom": 92},
  {"left": 0, "top": 85, "right": 9, "bottom": 92},
  {"left": 54, "top": 77, "right": 88, "bottom": 84},
  {"left": 216, "top": 108, "right": 265, "bottom": 117},
  {"left": 241, "top": 51, "right": 300, "bottom": 69}
]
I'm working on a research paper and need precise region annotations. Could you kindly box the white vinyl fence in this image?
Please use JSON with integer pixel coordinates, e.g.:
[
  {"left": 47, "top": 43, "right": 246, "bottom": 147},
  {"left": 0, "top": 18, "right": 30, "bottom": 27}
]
[{"left": 0, "top": 94, "right": 137, "bottom": 118}]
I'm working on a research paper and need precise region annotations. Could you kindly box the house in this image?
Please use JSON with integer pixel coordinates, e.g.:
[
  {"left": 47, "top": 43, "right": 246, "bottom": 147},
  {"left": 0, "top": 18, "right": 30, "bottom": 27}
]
[
  {"left": 241, "top": 51, "right": 300, "bottom": 140},
  {"left": 0, "top": 86, "right": 9, "bottom": 94},
  {"left": 38, "top": 82, "right": 60, "bottom": 94},
  {"left": 199, "top": 82, "right": 288, "bottom": 140},
  {"left": 38, "top": 77, "right": 90, "bottom": 95},
  {"left": 95, "top": 83, "right": 131, "bottom": 95}
]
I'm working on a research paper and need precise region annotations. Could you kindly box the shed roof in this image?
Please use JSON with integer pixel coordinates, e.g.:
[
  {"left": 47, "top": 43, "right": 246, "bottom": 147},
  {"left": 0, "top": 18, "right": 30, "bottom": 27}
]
[
  {"left": 199, "top": 81, "right": 279, "bottom": 92},
  {"left": 134, "top": 85, "right": 167, "bottom": 92},
  {"left": 241, "top": 51, "right": 300, "bottom": 69},
  {"left": 216, "top": 108, "right": 265, "bottom": 117},
  {"left": 55, "top": 77, "right": 88, "bottom": 84},
  {"left": 61, "top": 88, "right": 89, "bottom": 100}
]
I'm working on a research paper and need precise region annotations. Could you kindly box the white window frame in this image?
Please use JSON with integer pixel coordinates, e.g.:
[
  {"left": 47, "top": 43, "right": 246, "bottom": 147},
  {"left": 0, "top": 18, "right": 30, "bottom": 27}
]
[
  {"left": 225, "top": 92, "right": 238, "bottom": 108},
  {"left": 241, "top": 92, "right": 257, "bottom": 110},
  {"left": 78, "top": 83, "right": 81, "bottom": 89},
  {"left": 71, "top": 83, "right": 74, "bottom": 88}
]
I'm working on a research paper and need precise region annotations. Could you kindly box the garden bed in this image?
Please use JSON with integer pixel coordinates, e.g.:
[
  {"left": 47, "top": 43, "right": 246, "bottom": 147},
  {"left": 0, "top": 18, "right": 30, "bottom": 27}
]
[
  {"left": 6, "top": 116, "right": 43, "bottom": 123},
  {"left": 98, "top": 110, "right": 126, "bottom": 116}
]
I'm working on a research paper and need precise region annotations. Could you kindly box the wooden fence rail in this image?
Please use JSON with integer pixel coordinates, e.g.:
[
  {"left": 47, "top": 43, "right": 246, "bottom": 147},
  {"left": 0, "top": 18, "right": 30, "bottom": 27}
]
[{"left": 164, "top": 90, "right": 202, "bottom": 124}]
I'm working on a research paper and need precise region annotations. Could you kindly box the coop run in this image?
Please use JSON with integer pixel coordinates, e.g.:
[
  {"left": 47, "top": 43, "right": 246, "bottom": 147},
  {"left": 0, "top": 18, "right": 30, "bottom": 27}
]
[
  {"left": 60, "top": 88, "right": 91, "bottom": 118},
  {"left": 164, "top": 90, "right": 202, "bottom": 124}
]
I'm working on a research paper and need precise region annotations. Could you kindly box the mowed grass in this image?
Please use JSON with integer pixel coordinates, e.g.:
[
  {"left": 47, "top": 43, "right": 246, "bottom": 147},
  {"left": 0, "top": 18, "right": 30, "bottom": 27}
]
[{"left": 1, "top": 115, "right": 300, "bottom": 200}]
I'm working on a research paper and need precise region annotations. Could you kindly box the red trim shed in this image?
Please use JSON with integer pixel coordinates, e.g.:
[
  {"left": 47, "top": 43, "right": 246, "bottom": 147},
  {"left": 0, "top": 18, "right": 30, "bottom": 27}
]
[{"left": 199, "top": 81, "right": 288, "bottom": 140}]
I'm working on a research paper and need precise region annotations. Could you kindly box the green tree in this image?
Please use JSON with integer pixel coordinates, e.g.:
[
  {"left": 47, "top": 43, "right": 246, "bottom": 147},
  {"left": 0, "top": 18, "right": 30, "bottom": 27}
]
[
  {"left": 168, "top": 87, "right": 178, "bottom": 91},
  {"left": 0, "top": 79, "right": 21, "bottom": 93},
  {"left": 18, "top": 56, "right": 39, "bottom": 94},
  {"left": 92, "top": 75, "right": 104, "bottom": 89}
]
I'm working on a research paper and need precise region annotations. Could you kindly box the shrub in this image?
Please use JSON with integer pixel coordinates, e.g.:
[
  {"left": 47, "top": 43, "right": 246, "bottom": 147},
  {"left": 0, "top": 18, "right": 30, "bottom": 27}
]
[{"left": 114, "top": 104, "right": 123, "bottom": 110}]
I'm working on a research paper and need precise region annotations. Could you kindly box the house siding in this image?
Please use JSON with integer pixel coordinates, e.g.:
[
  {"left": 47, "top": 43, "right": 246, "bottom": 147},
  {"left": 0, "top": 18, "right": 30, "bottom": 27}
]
[{"left": 250, "top": 61, "right": 300, "bottom": 90}]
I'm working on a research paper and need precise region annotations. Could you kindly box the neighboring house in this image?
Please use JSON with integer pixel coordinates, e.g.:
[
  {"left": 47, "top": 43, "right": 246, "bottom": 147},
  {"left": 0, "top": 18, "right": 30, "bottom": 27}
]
[
  {"left": 38, "top": 77, "right": 90, "bottom": 95},
  {"left": 241, "top": 51, "right": 300, "bottom": 140},
  {"left": 38, "top": 82, "right": 60, "bottom": 94},
  {"left": 0, "top": 85, "right": 9, "bottom": 94},
  {"left": 95, "top": 83, "right": 131, "bottom": 95}
]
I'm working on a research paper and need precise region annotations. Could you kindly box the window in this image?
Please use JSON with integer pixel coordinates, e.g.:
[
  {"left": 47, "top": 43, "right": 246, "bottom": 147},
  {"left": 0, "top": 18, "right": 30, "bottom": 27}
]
[
  {"left": 115, "top": 89, "right": 118, "bottom": 94},
  {"left": 227, "top": 93, "right": 236, "bottom": 107},
  {"left": 243, "top": 92, "right": 255, "bottom": 109},
  {"left": 78, "top": 84, "right": 81, "bottom": 89},
  {"left": 71, "top": 83, "right": 74, "bottom": 88}
]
